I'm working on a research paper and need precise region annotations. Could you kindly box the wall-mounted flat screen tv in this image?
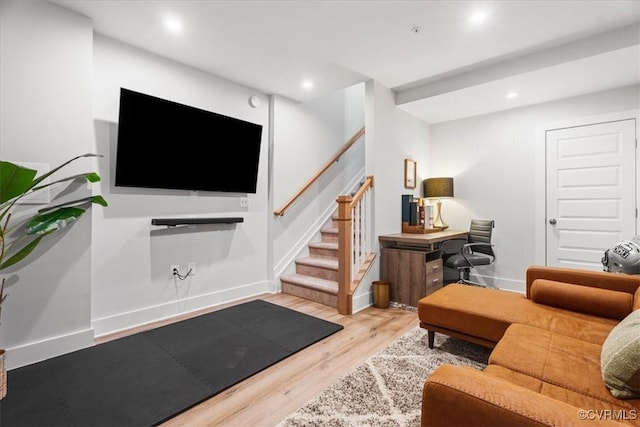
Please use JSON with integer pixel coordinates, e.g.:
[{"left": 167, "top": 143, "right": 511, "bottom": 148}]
[{"left": 115, "top": 88, "right": 263, "bottom": 193}]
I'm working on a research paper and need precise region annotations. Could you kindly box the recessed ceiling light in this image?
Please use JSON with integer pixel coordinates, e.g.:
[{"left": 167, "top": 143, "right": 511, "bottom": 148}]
[
  {"left": 302, "top": 80, "right": 314, "bottom": 90},
  {"left": 469, "top": 10, "right": 488, "bottom": 24},
  {"left": 506, "top": 91, "right": 519, "bottom": 99},
  {"left": 163, "top": 17, "right": 183, "bottom": 33}
]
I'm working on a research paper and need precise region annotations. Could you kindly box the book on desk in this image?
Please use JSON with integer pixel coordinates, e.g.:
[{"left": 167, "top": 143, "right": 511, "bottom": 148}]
[{"left": 401, "top": 194, "right": 446, "bottom": 233}]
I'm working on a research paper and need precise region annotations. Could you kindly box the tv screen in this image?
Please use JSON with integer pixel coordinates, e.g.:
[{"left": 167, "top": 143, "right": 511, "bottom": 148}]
[{"left": 115, "top": 88, "right": 263, "bottom": 193}]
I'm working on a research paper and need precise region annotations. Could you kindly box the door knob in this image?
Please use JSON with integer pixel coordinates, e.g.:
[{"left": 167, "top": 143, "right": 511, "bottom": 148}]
[{"left": 549, "top": 218, "right": 557, "bottom": 225}]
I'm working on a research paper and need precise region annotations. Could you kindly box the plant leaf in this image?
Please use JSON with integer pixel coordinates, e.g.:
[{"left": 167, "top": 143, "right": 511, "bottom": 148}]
[
  {"left": 30, "top": 153, "right": 102, "bottom": 188},
  {"left": 37, "top": 195, "right": 108, "bottom": 214},
  {"left": 0, "top": 154, "right": 108, "bottom": 274},
  {"left": 0, "top": 162, "right": 37, "bottom": 204},
  {"left": 0, "top": 231, "right": 53, "bottom": 270},
  {"left": 31, "top": 171, "right": 102, "bottom": 192},
  {"left": 90, "top": 195, "right": 108, "bottom": 207},
  {"left": 27, "top": 207, "right": 86, "bottom": 235}
]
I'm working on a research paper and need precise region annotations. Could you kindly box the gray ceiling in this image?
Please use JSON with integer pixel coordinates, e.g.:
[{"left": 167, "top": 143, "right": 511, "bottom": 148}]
[{"left": 51, "top": 0, "right": 640, "bottom": 123}]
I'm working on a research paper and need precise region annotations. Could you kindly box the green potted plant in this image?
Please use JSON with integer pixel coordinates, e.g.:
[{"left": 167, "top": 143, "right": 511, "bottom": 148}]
[{"left": 0, "top": 153, "right": 108, "bottom": 399}]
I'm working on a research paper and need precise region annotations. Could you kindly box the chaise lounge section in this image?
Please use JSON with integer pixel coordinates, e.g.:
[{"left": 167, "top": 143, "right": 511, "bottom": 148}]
[{"left": 417, "top": 265, "right": 640, "bottom": 426}]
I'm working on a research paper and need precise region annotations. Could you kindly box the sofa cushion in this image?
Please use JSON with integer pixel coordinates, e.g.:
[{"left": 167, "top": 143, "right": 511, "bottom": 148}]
[
  {"left": 418, "top": 284, "right": 617, "bottom": 346},
  {"left": 424, "top": 365, "right": 632, "bottom": 427},
  {"left": 489, "top": 324, "right": 627, "bottom": 406},
  {"left": 418, "top": 284, "right": 531, "bottom": 344},
  {"left": 484, "top": 365, "right": 640, "bottom": 417},
  {"left": 540, "top": 311, "right": 616, "bottom": 345},
  {"left": 601, "top": 309, "right": 640, "bottom": 399},
  {"left": 526, "top": 266, "right": 640, "bottom": 298},
  {"left": 530, "top": 279, "right": 633, "bottom": 320}
]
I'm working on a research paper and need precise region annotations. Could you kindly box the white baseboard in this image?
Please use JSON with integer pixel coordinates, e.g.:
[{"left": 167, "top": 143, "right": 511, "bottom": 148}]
[
  {"left": 469, "top": 274, "right": 525, "bottom": 294},
  {"left": 352, "top": 290, "right": 373, "bottom": 314},
  {"left": 6, "top": 328, "right": 95, "bottom": 370},
  {"left": 92, "top": 280, "right": 273, "bottom": 338}
]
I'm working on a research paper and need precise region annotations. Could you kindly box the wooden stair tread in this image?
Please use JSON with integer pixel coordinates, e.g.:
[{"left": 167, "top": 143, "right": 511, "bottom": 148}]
[
  {"left": 295, "top": 256, "right": 338, "bottom": 270},
  {"left": 280, "top": 274, "right": 338, "bottom": 294},
  {"left": 308, "top": 241, "right": 338, "bottom": 250}
]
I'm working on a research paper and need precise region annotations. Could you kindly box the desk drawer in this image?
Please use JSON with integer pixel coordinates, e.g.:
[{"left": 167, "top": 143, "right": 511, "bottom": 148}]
[
  {"left": 425, "top": 258, "right": 443, "bottom": 294},
  {"left": 380, "top": 247, "right": 443, "bottom": 307}
]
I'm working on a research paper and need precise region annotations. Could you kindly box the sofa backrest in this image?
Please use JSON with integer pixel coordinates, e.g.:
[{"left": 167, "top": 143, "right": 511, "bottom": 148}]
[
  {"left": 526, "top": 266, "right": 640, "bottom": 317},
  {"left": 530, "top": 279, "right": 634, "bottom": 320}
]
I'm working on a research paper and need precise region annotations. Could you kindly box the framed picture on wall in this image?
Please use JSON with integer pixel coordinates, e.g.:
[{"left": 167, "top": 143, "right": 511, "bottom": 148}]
[{"left": 404, "top": 159, "right": 416, "bottom": 189}]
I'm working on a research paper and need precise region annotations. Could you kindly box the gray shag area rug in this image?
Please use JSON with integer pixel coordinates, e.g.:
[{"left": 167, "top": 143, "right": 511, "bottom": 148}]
[{"left": 278, "top": 327, "right": 491, "bottom": 427}]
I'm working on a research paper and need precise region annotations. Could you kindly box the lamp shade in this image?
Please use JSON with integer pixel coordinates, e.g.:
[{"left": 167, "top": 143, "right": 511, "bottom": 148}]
[{"left": 424, "top": 177, "right": 454, "bottom": 199}]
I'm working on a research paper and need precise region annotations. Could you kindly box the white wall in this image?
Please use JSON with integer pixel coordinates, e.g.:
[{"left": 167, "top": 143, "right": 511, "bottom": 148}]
[
  {"left": 0, "top": 1, "right": 274, "bottom": 369},
  {"left": 367, "top": 80, "right": 431, "bottom": 238},
  {"left": 0, "top": 0, "right": 369, "bottom": 370},
  {"left": 430, "top": 84, "right": 640, "bottom": 292},
  {"left": 91, "top": 35, "right": 271, "bottom": 336},
  {"left": 0, "top": 0, "right": 95, "bottom": 368},
  {"left": 364, "top": 80, "right": 431, "bottom": 306}
]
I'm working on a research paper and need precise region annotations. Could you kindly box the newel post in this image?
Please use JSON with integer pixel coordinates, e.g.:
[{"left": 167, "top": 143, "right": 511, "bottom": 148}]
[{"left": 336, "top": 195, "right": 353, "bottom": 315}]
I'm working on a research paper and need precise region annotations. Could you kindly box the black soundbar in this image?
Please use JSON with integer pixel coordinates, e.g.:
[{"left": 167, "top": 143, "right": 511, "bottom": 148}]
[{"left": 151, "top": 217, "right": 244, "bottom": 227}]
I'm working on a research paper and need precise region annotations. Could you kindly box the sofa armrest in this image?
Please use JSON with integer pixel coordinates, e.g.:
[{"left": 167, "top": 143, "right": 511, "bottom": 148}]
[
  {"left": 422, "top": 365, "right": 627, "bottom": 427},
  {"left": 525, "top": 265, "right": 640, "bottom": 299}
]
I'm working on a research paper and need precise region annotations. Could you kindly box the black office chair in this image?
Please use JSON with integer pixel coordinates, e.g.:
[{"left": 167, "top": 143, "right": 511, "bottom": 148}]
[{"left": 440, "top": 219, "right": 496, "bottom": 286}]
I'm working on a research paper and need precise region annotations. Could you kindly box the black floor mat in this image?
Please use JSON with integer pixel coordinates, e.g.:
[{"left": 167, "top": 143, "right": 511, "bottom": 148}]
[{"left": 0, "top": 299, "right": 343, "bottom": 426}]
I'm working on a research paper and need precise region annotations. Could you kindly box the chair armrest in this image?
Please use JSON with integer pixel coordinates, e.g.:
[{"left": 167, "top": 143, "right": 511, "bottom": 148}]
[
  {"left": 461, "top": 242, "right": 494, "bottom": 255},
  {"left": 460, "top": 243, "right": 496, "bottom": 266},
  {"left": 525, "top": 265, "right": 640, "bottom": 299},
  {"left": 422, "top": 365, "right": 627, "bottom": 427}
]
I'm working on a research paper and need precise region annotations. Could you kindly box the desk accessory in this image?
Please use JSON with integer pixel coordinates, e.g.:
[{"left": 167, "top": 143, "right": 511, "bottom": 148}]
[{"left": 424, "top": 177, "right": 454, "bottom": 230}]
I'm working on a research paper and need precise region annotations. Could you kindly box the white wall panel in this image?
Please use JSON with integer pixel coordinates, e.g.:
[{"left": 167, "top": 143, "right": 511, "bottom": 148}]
[
  {"left": 0, "top": 0, "right": 94, "bottom": 368},
  {"left": 91, "top": 35, "right": 271, "bottom": 334}
]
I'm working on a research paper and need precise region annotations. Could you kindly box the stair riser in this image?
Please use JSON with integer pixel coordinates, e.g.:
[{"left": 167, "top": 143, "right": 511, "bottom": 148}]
[
  {"left": 297, "top": 264, "right": 338, "bottom": 281},
  {"left": 321, "top": 232, "right": 338, "bottom": 244},
  {"left": 281, "top": 283, "right": 337, "bottom": 307},
  {"left": 309, "top": 247, "right": 338, "bottom": 259},
  {"left": 321, "top": 230, "right": 362, "bottom": 244}
]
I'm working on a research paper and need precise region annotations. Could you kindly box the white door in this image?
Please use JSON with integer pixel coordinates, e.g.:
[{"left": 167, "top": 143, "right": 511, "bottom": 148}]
[{"left": 546, "top": 119, "right": 637, "bottom": 270}]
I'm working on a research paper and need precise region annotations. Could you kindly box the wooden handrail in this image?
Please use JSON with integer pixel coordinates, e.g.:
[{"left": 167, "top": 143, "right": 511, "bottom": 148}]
[
  {"left": 274, "top": 127, "right": 365, "bottom": 216},
  {"left": 349, "top": 175, "right": 374, "bottom": 209}
]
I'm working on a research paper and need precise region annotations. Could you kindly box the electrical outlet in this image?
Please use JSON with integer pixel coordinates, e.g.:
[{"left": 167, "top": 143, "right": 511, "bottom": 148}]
[
  {"left": 240, "top": 197, "right": 248, "bottom": 207},
  {"left": 187, "top": 262, "right": 196, "bottom": 276},
  {"left": 170, "top": 264, "right": 179, "bottom": 277}
]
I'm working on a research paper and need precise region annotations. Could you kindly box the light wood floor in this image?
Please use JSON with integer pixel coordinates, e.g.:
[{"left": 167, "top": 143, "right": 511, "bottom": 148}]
[{"left": 97, "top": 293, "right": 419, "bottom": 427}]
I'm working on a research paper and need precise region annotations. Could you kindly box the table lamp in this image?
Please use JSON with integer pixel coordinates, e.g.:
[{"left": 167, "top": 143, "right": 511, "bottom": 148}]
[{"left": 424, "top": 177, "right": 454, "bottom": 229}]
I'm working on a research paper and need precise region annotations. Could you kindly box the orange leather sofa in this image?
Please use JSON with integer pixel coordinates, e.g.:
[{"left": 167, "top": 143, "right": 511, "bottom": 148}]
[{"left": 417, "top": 265, "right": 640, "bottom": 427}]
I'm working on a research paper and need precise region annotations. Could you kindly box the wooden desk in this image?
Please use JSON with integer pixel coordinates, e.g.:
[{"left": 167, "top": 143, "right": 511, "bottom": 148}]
[
  {"left": 378, "top": 230, "right": 468, "bottom": 249},
  {"left": 378, "top": 230, "right": 467, "bottom": 307}
]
